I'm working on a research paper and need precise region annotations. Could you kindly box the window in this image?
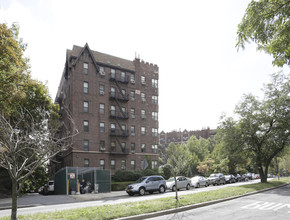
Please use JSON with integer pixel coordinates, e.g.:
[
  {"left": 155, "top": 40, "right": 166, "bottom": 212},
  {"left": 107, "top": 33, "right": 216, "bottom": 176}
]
[
  {"left": 100, "top": 122, "right": 105, "bottom": 133},
  {"left": 83, "top": 82, "right": 88, "bottom": 93},
  {"left": 100, "top": 84, "right": 105, "bottom": 95},
  {"left": 111, "top": 105, "right": 116, "bottom": 116},
  {"left": 100, "top": 103, "right": 105, "bottom": 114},
  {"left": 152, "top": 95, "right": 158, "bottom": 104},
  {"left": 100, "top": 159, "right": 105, "bottom": 169},
  {"left": 111, "top": 141, "right": 116, "bottom": 152},
  {"left": 100, "top": 141, "right": 105, "bottom": 151},
  {"left": 141, "top": 127, "right": 146, "bottom": 136},
  {"left": 110, "top": 69, "right": 116, "bottom": 78},
  {"left": 152, "top": 144, "right": 158, "bottom": 153},
  {"left": 111, "top": 160, "right": 116, "bottom": 170},
  {"left": 84, "top": 140, "right": 89, "bottom": 151},
  {"left": 131, "top": 160, "right": 135, "bottom": 170},
  {"left": 152, "top": 112, "right": 158, "bottom": 121},
  {"left": 83, "top": 101, "right": 89, "bottom": 112},
  {"left": 141, "top": 144, "right": 146, "bottom": 153},
  {"left": 130, "top": 91, "right": 135, "bottom": 101},
  {"left": 121, "top": 72, "right": 126, "bottom": 82},
  {"left": 130, "top": 73, "right": 135, "bottom": 83},
  {"left": 121, "top": 124, "right": 126, "bottom": 132},
  {"left": 121, "top": 160, "right": 126, "bottom": 170},
  {"left": 131, "top": 126, "right": 135, "bottom": 136},
  {"left": 121, "top": 107, "right": 126, "bottom": 115},
  {"left": 83, "top": 62, "right": 88, "bottom": 74},
  {"left": 152, "top": 161, "right": 158, "bottom": 169},
  {"left": 84, "top": 159, "right": 89, "bottom": 167},
  {"left": 152, "top": 79, "right": 158, "bottom": 88},
  {"left": 84, "top": 120, "right": 89, "bottom": 132},
  {"left": 111, "top": 87, "right": 116, "bottom": 97},
  {"left": 130, "top": 108, "right": 135, "bottom": 119},
  {"left": 141, "top": 93, "right": 146, "bottom": 102},
  {"left": 131, "top": 143, "right": 135, "bottom": 153},
  {"left": 152, "top": 128, "right": 158, "bottom": 137},
  {"left": 99, "top": 66, "right": 105, "bottom": 75},
  {"left": 111, "top": 123, "right": 116, "bottom": 133},
  {"left": 141, "top": 76, "right": 146, "bottom": 85},
  {"left": 141, "top": 110, "right": 146, "bottom": 119},
  {"left": 121, "top": 142, "right": 126, "bottom": 153}
]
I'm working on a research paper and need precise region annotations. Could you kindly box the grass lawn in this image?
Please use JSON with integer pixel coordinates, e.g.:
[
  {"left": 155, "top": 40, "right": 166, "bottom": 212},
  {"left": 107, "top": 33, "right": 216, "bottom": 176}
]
[{"left": 2, "top": 177, "right": 289, "bottom": 220}]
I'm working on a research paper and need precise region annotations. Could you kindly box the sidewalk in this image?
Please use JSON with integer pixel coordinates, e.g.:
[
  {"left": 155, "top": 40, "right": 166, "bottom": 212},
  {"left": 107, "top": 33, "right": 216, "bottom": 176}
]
[{"left": 0, "top": 191, "right": 127, "bottom": 210}]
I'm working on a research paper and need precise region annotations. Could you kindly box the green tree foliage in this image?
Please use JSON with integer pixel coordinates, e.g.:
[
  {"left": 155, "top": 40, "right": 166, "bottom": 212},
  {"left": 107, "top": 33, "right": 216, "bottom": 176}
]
[
  {"left": 236, "top": 0, "right": 290, "bottom": 67},
  {"left": 165, "top": 143, "right": 192, "bottom": 201},
  {"left": 219, "top": 73, "right": 290, "bottom": 182},
  {"left": 187, "top": 136, "right": 210, "bottom": 162},
  {"left": 213, "top": 117, "right": 248, "bottom": 174},
  {"left": 0, "top": 23, "right": 75, "bottom": 220}
]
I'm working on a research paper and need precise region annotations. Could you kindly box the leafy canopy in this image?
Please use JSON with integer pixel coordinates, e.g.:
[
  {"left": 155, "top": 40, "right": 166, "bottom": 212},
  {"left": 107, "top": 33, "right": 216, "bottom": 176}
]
[{"left": 236, "top": 0, "right": 290, "bottom": 67}]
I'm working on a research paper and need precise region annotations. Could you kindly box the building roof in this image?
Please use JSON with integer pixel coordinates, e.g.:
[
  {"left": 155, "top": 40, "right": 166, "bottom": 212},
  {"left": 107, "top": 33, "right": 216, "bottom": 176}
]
[{"left": 67, "top": 44, "right": 136, "bottom": 72}]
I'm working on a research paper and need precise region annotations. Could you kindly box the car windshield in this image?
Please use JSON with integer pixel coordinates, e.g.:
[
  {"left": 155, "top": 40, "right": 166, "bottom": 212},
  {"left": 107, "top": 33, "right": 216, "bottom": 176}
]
[
  {"left": 135, "top": 177, "right": 147, "bottom": 183},
  {"left": 167, "top": 177, "right": 175, "bottom": 182},
  {"left": 209, "top": 174, "right": 217, "bottom": 177}
]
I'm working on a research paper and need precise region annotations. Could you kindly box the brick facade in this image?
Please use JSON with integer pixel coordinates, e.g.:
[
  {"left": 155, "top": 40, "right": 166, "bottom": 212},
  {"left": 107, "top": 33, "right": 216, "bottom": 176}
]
[{"left": 51, "top": 44, "right": 159, "bottom": 176}]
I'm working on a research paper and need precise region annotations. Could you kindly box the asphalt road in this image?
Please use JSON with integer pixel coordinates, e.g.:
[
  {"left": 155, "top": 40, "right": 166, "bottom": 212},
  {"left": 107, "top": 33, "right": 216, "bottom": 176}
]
[
  {"left": 0, "top": 178, "right": 278, "bottom": 218},
  {"left": 146, "top": 184, "right": 290, "bottom": 220}
]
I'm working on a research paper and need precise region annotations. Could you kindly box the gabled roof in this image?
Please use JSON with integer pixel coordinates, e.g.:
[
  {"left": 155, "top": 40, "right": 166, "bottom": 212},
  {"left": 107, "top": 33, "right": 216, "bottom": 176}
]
[
  {"left": 71, "top": 43, "right": 99, "bottom": 72},
  {"left": 67, "top": 44, "right": 135, "bottom": 72}
]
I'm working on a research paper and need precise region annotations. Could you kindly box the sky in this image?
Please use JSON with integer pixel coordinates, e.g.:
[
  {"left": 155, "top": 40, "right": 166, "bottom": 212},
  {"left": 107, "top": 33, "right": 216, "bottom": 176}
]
[{"left": 1, "top": 0, "right": 289, "bottom": 132}]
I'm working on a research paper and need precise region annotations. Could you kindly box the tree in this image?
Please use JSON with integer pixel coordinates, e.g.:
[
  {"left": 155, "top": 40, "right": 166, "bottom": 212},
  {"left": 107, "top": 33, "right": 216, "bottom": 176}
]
[
  {"left": 0, "top": 108, "right": 76, "bottom": 220},
  {"left": 220, "top": 73, "right": 290, "bottom": 183},
  {"left": 236, "top": 0, "right": 290, "bottom": 67},
  {"left": 213, "top": 117, "right": 248, "bottom": 174},
  {"left": 164, "top": 143, "right": 191, "bottom": 201},
  {"left": 0, "top": 23, "right": 78, "bottom": 220}
]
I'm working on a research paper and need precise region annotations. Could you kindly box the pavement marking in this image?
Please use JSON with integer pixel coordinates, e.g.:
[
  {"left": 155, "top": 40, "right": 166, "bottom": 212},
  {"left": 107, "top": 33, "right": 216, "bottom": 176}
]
[{"left": 241, "top": 201, "right": 290, "bottom": 213}]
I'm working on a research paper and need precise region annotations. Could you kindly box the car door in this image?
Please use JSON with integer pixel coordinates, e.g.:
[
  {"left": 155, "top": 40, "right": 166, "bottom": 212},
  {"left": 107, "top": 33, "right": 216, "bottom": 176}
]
[{"left": 145, "top": 177, "right": 155, "bottom": 190}]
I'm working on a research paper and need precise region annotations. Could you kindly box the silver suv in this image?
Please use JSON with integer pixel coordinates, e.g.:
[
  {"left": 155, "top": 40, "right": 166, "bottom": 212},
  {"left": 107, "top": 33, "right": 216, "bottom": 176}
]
[{"left": 126, "top": 175, "right": 167, "bottom": 196}]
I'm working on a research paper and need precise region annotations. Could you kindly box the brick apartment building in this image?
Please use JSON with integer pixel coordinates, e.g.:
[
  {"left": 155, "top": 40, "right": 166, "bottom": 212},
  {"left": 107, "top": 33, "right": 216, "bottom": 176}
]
[
  {"left": 52, "top": 44, "right": 159, "bottom": 176},
  {"left": 159, "top": 127, "right": 216, "bottom": 147}
]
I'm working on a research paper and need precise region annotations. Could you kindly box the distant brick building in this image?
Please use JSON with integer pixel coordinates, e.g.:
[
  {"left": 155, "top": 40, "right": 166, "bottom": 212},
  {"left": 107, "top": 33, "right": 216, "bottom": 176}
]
[
  {"left": 159, "top": 127, "right": 216, "bottom": 147},
  {"left": 51, "top": 44, "right": 159, "bottom": 176}
]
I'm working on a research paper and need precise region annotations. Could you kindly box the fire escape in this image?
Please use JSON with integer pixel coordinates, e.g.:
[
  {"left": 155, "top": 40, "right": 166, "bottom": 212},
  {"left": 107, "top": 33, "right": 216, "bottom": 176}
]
[{"left": 109, "top": 73, "right": 129, "bottom": 154}]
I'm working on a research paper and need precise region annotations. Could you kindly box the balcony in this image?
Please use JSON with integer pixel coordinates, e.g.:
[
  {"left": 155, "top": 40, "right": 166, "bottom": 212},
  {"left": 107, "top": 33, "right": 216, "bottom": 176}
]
[
  {"left": 109, "top": 147, "right": 129, "bottom": 155},
  {"left": 110, "top": 110, "right": 129, "bottom": 120},
  {"left": 110, "top": 75, "right": 129, "bottom": 84},
  {"left": 110, "top": 129, "right": 129, "bottom": 137},
  {"left": 110, "top": 92, "right": 129, "bottom": 102}
]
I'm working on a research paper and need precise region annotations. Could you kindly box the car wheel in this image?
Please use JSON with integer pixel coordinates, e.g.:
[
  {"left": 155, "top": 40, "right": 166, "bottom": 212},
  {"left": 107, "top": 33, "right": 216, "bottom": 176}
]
[
  {"left": 159, "top": 185, "right": 165, "bottom": 193},
  {"left": 205, "top": 182, "right": 208, "bottom": 187},
  {"left": 186, "top": 184, "right": 190, "bottom": 190},
  {"left": 139, "top": 187, "right": 145, "bottom": 196},
  {"left": 172, "top": 185, "right": 176, "bottom": 192},
  {"left": 196, "top": 183, "right": 200, "bottom": 188}
]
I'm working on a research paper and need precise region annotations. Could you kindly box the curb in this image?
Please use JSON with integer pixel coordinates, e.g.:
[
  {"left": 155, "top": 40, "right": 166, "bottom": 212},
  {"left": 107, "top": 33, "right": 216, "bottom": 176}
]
[{"left": 116, "top": 182, "right": 290, "bottom": 220}]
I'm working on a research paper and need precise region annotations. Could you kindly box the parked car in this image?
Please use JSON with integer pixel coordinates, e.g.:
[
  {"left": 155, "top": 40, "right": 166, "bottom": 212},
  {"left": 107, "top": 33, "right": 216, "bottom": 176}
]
[
  {"left": 126, "top": 175, "right": 167, "bottom": 196},
  {"left": 241, "top": 174, "right": 249, "bottom": 181},
  {"left": 246, "top": 172, "right": 253, "bottom": 180},
  {"left": 42, "top": 180, "right": 54, "bottom": 195},
  {"left": 166, "top": 176, "right": 191, "bottom": 191},
  {"left": 235, "top": 174, "right": 242, "bottom": 182},
  {"left": 225, "top": 175, "right": 236, "bottom": 184},
  {"left": 208, "top": 173, "right": 226, "bottom": 186},
  {"left": 191, "top": 176, "right": 209, "bottom": 188}
]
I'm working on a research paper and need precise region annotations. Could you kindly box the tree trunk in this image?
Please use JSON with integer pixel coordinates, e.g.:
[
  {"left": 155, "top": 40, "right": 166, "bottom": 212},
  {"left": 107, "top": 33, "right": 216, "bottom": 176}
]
[
  {"left": 259, "top": 166, "right": 268, "bottom": 183},
  {"left": 174, "top": 176, "right": 178, "bottom": 202},
  {"left": 11, "top": 178, "right": 18, "bottom": 220}
]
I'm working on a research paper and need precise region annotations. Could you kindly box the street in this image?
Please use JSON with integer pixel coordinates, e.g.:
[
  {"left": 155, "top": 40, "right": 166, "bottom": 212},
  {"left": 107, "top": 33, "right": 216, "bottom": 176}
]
[
  {"left": 0, "top": 179, "right": 266, "bottom": 218},
  {"left": 147, "top": 184, "right": 290, "bottom": 220}
]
